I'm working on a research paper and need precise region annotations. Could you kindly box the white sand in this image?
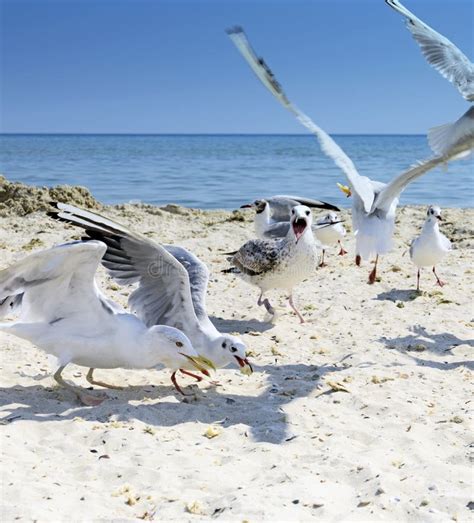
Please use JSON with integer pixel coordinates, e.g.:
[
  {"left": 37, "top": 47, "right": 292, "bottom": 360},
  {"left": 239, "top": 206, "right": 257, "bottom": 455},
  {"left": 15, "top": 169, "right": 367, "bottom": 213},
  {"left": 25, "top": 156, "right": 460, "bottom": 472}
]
[{"left": 0, "top": 201, "right": 472, "bottom": 522}]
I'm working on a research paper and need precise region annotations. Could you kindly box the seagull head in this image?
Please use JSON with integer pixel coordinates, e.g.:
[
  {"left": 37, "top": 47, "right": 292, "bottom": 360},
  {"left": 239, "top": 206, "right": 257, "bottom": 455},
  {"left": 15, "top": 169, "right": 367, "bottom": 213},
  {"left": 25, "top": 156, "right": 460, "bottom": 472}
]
[
  {"left": 317, "top": 210, "right": 340, "bottom": 226},
  {"left": 290, "top": 205, "right": 312, "bottom": 242},
  {"left": 216, "top": 335, "right": 253, "bottom": 376},
  {"left": 149, "top": 326, "right": 215, "bottom": 375},
  {"left": 240, "top": 199, "right": 268, "bottom": 214},
  {"left": 427, "top": 205, "right": 443, "bottom": 222}
]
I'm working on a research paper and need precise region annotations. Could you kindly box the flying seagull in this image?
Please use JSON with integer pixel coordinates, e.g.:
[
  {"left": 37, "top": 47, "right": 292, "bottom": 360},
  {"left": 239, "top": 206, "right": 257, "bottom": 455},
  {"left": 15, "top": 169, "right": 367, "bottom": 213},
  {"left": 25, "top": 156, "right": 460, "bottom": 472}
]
[
  {"left": 226, "top": 26, "right": 474, "bottom": 283},
  {"left": 386, "top": 0, "right": 473, "bottom": 156},
  {"left": 0, "top": 241, "right": 214, "bottom": 405},
  {"left": 48, "top": 203, "right": 253, "bottom": 376}
]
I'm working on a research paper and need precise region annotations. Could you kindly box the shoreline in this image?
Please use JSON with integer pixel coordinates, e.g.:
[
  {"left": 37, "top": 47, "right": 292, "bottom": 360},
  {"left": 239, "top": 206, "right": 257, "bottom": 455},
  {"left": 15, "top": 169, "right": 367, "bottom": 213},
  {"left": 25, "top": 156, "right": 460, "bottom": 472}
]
[{"left": 0, "top": 179, "right": 473, "bottom": 521}]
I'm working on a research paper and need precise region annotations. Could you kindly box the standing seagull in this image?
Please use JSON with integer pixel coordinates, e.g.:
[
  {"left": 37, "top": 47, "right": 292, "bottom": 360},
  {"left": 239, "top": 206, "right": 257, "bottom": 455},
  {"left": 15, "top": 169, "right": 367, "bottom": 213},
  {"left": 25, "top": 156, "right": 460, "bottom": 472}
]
[
  {"left": 223, "top": 205, "right": 318, "bottom": 323},
  {"left": 386, "top": 0, "right": 473, "bottom": 156},
  {"left": 226, "top": 26, "right": 474, "bottom": 283},
  {"left": 314, "top": 211, "right": 347, "bottom": 267},
  {"left": 410, "top": 206, "right": 451, "bottom": 291},
  {"left": 0, "top": 241, "right": 214, "bottom": 405},
  {"left": 48, "top": 203, "right": 253, "bottom": 376}
]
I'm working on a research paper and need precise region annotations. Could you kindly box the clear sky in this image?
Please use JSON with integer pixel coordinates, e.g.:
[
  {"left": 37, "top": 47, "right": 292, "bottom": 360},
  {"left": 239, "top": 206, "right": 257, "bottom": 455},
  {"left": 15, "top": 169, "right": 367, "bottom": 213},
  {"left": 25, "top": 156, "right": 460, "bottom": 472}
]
[{"left": 1, "top": 0, "right": 472, "bottom": 134}]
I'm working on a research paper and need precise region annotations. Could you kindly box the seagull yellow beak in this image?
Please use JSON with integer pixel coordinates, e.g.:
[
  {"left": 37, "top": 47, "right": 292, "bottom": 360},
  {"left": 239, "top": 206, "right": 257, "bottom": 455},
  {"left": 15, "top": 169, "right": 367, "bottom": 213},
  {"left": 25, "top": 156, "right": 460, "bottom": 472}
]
[
  {"left": 337, "top": 183, "right": 352, "bottom": 198},
  {"left": 181, "top": 354, "right": 217, "bottom": 375}
]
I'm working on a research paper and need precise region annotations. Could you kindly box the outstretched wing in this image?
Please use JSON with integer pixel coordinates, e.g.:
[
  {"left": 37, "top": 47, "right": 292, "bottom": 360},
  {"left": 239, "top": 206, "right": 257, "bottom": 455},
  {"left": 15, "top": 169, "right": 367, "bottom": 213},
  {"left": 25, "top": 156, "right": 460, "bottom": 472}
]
[
  {"left": 372, "top": 136, "right": 474, "bottom": 213},
  {"left": 162, "top": 245, "right": 211, "bottom": 325},
  {"left": 0, "top": 241, "right": 106, "bottom": 322},
  {"left": 268, "top": 195, "right": 339, "bottom": 221},
  {"left": 227, "top": 26, "right": 375, "bottom": 212},
  {"left": 386, "top": 0, "right": 474, "bottom": 101},
  {"left": 231, "top": 239, "right": 283, "bottom": 276},
  {"left": 48, "top": 203, "right": 203, "bottom": 332}
]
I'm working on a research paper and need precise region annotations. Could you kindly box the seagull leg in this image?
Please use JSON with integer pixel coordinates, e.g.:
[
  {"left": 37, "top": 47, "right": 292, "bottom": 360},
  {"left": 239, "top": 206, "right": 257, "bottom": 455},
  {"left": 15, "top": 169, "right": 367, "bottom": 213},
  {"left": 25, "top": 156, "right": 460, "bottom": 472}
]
[
  {"left": 171, "top": 370, "right": 192, "bottom": 396},
  {"left": 319, "top": 250, "right": 327, "bottom": 268},
  {"left": 180, "top": 369, "right": 221, "bottom": 387},
  {"left": 433, "top": 266, "right": 445, "bottom": 287},
  {"left": 54, "top": 366, "right": 106, "bottom": 406},
  {"left": 86, "top": 368, "right": 124, "bottom": 390},
  {"left": 368, "top": 255, "right": 379, "bottom": 284},
  {"left": 180, "top": 369, "right": 204, "bottom": 382},
  {"left": 258, "top": 292, "right": 276, "bottom": 316},
  {"left": 355, "top": 254, "right": 361, "bottom": 266},
  {"left": 288, "top": 294, "right": 305, "bottom": 324},
  {"left": 338, "top": 241, "right": 348, "bottom": 256},
  {"left": 416, "top": 269, "right": 421, "bottom": 292}
]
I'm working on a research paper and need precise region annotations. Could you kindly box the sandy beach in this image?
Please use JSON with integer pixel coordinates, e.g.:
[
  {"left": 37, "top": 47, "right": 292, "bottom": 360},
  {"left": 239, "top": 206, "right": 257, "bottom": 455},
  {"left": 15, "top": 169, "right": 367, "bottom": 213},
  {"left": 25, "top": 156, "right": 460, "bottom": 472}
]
[{"left": 0, "top": 180, "right": 473, "bottom": 522}]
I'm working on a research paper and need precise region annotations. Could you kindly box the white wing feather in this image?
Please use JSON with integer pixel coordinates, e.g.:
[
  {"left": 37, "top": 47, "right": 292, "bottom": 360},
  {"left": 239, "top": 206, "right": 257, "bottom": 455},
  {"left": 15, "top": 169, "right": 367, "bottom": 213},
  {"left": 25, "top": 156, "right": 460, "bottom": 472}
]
[
  {"left": 226, "top": 26, "right": 375, "bottom": 213},
  {"left": 386, "top": 0, "right": 474, "bottom": 101}
]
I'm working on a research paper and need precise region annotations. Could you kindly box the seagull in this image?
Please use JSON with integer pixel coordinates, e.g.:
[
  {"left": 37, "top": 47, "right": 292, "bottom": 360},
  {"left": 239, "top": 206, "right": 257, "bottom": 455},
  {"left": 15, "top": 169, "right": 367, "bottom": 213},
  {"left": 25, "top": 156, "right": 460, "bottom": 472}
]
[
  {"left": 241, "top": 199, "right": 346, "bottom": 266},
  {"left": 223, "top": 205, "right": 319, "bottom": 323},
  {"left": 48, "top": 202, "right": 253, "bottom": 376},
  {"left": 409, "top": 205, "right": 451, "bottom": 291},
  {"left": 226, "top": 26, "right": 474, "bottom": 284},
  {"left": 386, "top": 0, "right": 473, "bottom": 156},
  {"left": 240, "top": 195, "right": 339, "bottom": 239},
  {"left": 314, "top": 211, "right": 347, "bottom": 267},
  {"left": 0, "top": 241, "right": 215, "bottom": 405}
]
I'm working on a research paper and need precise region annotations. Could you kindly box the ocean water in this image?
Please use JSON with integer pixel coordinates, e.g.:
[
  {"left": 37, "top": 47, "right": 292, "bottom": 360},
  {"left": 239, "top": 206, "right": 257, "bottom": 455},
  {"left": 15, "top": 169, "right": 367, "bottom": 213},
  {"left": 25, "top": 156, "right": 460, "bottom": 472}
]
[{"left": 0, "top": 134, "right": 472, "bottom": 209}]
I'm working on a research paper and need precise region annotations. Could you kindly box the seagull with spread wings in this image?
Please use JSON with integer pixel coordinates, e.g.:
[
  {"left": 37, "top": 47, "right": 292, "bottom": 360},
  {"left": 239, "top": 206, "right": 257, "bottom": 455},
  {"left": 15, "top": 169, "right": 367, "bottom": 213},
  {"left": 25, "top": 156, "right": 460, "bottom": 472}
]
[
  {"left": 386, "top": 0, "right": 473, "bottom": 157},
  {"left": 226, "top": 26, "right": 473, "bottom": 284},
  {"left": 0, "top": 241, "right": 214, "bottom": 405},
  {"left": 48, "top": 203, "right": 253, "bottom": 377}
]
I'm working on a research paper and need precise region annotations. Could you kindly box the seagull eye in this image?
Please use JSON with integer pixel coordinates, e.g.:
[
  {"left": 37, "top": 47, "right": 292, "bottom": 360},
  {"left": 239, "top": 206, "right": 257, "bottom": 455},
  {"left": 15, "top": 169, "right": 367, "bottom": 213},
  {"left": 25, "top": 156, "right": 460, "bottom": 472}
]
[
  {"left": 231, "top": 347, "right": 238, "bottom": 353},
  {"left": 305, "top": 210, "right": 310, "bottom": 216},
  {"left": 291, "top": 210, "right": 295, "bottom": 215},
  {"left": 175, "top": 341, "right": 183, "bottom": 348}
]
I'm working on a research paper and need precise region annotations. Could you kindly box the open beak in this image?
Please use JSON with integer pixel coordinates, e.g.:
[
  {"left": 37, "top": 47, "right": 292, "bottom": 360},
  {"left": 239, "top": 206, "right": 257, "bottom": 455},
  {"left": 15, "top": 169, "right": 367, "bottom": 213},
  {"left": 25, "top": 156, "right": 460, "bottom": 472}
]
[
  {"left": 292, "top": 217, "right": 307, "bottom": 242},
  {"left": 181, "top": 354, "right": 217, "bottom": 376},
  {"left": 337, "top": 183, "right": 352, "bottom": 198},
  {"left": 240, "top": 203, "right": 253, "bottom": 209},
  {"left": 234, "top": 355, "right": 253, "bottom": 376}
]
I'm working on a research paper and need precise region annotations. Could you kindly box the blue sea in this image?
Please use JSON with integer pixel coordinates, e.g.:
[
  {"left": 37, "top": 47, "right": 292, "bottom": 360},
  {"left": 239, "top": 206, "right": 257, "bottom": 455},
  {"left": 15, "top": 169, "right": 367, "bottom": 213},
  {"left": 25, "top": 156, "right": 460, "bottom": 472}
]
[{"left": 0, "top": 134, "right": 472, "bottom": 209}]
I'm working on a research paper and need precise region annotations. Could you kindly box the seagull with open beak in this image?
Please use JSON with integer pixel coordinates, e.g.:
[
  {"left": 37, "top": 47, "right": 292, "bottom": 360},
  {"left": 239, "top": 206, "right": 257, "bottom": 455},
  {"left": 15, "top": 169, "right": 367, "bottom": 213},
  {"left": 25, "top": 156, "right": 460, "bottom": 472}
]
[{"left": 223, "top": 205, "right": 319, "bottom": 323}]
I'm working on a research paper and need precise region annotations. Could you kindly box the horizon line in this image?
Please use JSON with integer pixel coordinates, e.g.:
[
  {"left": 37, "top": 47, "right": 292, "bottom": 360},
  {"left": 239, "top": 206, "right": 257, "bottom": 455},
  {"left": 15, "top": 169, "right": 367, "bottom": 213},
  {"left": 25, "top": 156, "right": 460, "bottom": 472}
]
[{"left": 0, "top": 132, "right": 427, "bottom": 137}]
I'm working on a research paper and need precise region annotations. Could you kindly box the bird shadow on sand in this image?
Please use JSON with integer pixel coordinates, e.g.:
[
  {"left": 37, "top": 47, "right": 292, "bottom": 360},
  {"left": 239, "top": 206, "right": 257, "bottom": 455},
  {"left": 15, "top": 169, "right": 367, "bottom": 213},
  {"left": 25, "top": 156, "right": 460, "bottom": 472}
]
[
  {"left": 378, "top": 324, "right": 474, "bottom": 371},
  {"left": 210, "top": 316, "right": 274, "bottom": 334},
  {"left": 375, "top": 289, "right": 419, "bottom": 303},
  {"left": 0, "top": 362, "right": 346, "bottom": 444}
]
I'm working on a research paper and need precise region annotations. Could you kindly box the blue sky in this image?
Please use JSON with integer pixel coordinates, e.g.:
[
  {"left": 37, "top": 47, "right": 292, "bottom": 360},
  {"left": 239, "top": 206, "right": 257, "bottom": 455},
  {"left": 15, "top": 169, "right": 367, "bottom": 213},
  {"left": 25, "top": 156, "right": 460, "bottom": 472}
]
[{"left": 1, "top": 0, "right": 472, "bottom": 134}]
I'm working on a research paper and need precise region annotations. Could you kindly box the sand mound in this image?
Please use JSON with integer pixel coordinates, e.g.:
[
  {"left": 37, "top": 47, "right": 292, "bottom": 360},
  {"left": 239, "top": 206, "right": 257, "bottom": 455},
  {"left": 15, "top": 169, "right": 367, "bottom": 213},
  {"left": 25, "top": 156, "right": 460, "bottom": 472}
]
[{"left": 0, "top": 175, "right": 101, "bottom": 217}]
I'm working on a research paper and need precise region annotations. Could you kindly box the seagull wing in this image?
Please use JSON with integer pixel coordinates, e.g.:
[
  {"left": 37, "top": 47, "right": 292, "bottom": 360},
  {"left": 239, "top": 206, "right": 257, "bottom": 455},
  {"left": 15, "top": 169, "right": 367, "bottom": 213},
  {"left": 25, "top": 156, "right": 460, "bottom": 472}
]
[
  {"left": 48, "top": 203, "right": 203, "bottom": 333},
  {"left": 0, "top": 241, "right": 107, "bottom": 322},
  {"left": 428, "top": 106, "right": 474, "bottom": 156},
  {"left": 268, "top": 195, "right": 339, "bottom": 220},
  {"left": 227, "top": 26, "right": 375, "bottom": 212},
  {"left": 386, "top": 0, "right": 474, "bottom": 101},
  {"left": 372, "top": 136, "right": 474, "bottom": 213},
  {"left": 162, "top": 244, "right": 213, "bottom": 329},
  {"left": 231, "top": 239, "right": 283, "bottom": 276}
]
